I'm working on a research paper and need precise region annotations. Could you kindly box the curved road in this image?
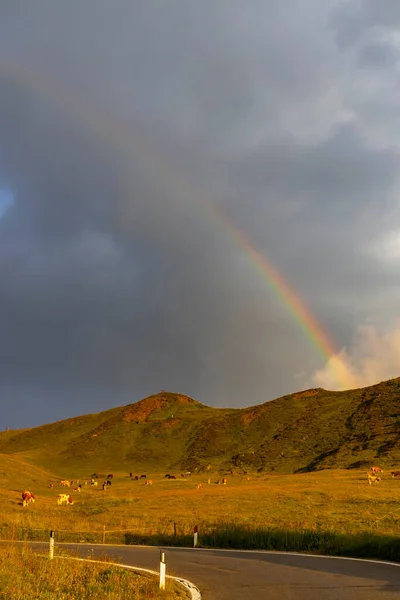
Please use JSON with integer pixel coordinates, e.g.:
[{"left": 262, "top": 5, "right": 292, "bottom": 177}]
[{"left": 43, "top": 543, "right": 400, "bottom": 599}]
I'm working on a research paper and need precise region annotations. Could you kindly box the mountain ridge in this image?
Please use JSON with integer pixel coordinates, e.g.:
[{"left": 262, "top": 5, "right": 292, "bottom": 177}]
[{"left": 1, "top": 379, "right": 399, "bottom": 475}]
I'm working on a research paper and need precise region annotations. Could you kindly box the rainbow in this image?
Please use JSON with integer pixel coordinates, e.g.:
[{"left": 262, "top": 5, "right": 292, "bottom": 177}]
[{"left": 0, "top": 60, "right": 350, "bottom": 389}]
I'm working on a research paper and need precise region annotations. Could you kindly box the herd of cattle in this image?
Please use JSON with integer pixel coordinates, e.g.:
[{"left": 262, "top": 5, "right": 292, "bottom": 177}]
[
  {"left": 367, "top": 466, "right": 400, "bottom": 485},
  {"left": 19, "top": 466, "right": 400, "bottom": 506},
  {"left": 19, "top": 470, "right": 233, "bottom": 507}
]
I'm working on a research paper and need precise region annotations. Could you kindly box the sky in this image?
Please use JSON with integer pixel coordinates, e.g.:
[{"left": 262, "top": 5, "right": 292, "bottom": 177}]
[{"left": 1, "top": 1, "right": 400, "bottom": 428}]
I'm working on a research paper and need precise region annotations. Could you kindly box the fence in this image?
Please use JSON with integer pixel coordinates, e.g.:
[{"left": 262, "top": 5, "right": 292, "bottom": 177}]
[{"left": 0, "top": 521, "right": 202, "bottom": 547}]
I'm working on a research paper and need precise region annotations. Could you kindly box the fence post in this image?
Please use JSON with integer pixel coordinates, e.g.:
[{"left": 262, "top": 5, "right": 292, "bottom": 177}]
[
  {"left": 102, "top": 525, "right": 106, "bottom": 544},
  {"left": 159, "top": 551, "right": 166, "bottom": 590},
  {"left": 193, "top": 525, "right": 198, "bottom": 548},
  {"left": 49, "top": 530, "right": 55, "bottom": 560}
]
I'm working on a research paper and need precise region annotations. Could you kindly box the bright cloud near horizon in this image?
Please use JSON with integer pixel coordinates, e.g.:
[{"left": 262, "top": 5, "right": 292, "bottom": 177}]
[{"left": 0, "top": 1, "right": 400, "bottom": 428}]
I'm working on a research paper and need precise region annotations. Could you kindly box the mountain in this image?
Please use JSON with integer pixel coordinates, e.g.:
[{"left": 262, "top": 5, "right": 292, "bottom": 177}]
[{"left": 0, "top": 381, "right": 399, "bottom": 475}]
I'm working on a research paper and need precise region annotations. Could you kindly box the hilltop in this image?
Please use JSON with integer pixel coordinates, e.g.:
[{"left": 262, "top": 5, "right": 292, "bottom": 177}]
[{"left": 0, "top": 381, "right": 399, "bottom": 475}]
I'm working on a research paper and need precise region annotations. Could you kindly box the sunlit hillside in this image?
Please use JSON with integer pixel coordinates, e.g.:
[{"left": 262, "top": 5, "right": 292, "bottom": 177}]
[{"left": 0, "top": 380, "right": 399, "bottom": 476}]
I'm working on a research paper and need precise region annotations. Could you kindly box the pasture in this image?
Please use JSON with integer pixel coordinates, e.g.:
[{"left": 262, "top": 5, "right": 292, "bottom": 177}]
[{"left": 1, "top": 457, "right": 400, "bottom": 560}]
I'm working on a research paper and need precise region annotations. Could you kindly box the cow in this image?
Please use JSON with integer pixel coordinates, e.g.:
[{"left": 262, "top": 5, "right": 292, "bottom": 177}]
[
  {"left": 368, "top": 474, "right": 381, "bottom": 485},
  {"left": 107, "top": 474, "right": 113, "bottom": 480},
  {"left": 59, "top": 480, "right": 70, "bottom": 487},
  {"left": 370, "top": 466, "right": 383, "bottom": 474},
  {"left": 140, "top": 474, "right": 147, "bottom": 479},
  {"left": 72, "top": 486, "right": 81, "bottom": 492},
  {"left": 106, "top": 480, "right": 112, "bottom": 486},
  {"left": 246, "top": 476, "right": 251, "bottom": 481},
  {"left": 22, "top": 491, "right": 35, "bottom": 506},
  {"left": 144, "top": 479, "right": 153, "bottom": 485},
  {"left": 195, "top": 483, "right": 203, "bottom": 489},
  {"left": 48, "top": 483, "right": 54, "bottom": 489},
  {"left": 207, "top": 478, "right": 211, "bottom": 484},
  {"left": 169, "top": 475, "right": 176, "bottom": 480},
  {"left": 222, "top": 478, "right": 227, "bottom": 485},
  {"left": 391, "top": 470, "right": 400, "bottom": 478},
  {"left": 129, "top": 472, "right": 133, "bottom": 478},
  {"left": 185, "top": 471, "right": 191, "bottom": 476},
  {"left": 134, "top": 475, "right": 139, "bottom": 481},
  {"left": 90, "top": 480, "right": 98, "bottom": 487},
  {"left": 164, "top": 474, "right": 171, "bottom": 479},
  {"left": 57, "top": 494, "right": 74, "bottom": 505}
]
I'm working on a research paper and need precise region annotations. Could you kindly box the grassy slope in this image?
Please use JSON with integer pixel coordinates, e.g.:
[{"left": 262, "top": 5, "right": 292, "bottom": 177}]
[{"left": 0, "top": 380, "right": 399, "bottom": 475}]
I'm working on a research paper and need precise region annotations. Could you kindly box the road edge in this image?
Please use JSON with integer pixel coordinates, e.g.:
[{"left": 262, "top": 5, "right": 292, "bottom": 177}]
[{"left": 56, "top": 554, "right": 201, "bottom": 600}]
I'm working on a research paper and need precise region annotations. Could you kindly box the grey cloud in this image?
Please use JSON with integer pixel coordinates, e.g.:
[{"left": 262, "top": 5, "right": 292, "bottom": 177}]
[
  {"left": 331, "top": 0, "right": 400, "bottom": 48},
  {"left": 357, "top": 41, "right": 399, "bottom": 68},
  {"left": 0, "top": 1, "right": 399, "bottom": 427}
]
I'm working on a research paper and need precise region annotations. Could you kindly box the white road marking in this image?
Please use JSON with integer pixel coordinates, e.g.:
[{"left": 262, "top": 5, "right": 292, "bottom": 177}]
[{"left": 54, "top": 554, "right": 202, "bottom": 600}]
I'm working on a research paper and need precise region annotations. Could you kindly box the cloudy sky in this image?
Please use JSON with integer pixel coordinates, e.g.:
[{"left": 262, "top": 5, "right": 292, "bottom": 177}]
[{"left": 1, "top": 1, "right": 400, "bottom": 428}]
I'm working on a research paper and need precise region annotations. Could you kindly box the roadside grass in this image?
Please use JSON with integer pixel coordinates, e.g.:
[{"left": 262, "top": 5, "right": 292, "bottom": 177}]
[
  {"left": 1, "top": 468, "right": 400, "bottom": 561},
  {"left": 0, "top": 544, "right": 188, "bottom": 599}
]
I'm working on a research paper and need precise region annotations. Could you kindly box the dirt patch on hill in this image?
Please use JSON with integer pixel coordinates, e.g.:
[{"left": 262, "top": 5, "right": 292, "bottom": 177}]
[
  {"left": 241, "top": 408, "right": 262, "bottom": 425},
  {"left": 122, "top": 393, "right": 196, "bottom": 423},
  {"left": 292, "top": 389, "right": 320, "bottom": 400}
]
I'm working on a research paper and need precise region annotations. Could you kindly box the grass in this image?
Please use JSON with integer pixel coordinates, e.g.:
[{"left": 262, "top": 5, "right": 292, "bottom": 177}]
[
  {"left": 0, "top": 544, "right": 188, "bottom": 599},
  {"left": 1, "top": 467, "right": 400, "bottom": 562}
]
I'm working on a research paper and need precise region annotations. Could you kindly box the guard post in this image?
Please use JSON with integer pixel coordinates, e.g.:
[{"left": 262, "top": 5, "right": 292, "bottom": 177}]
[
  {"left": 159, "top": 550, "right": 166, "bottom": 590},
  {"left": 193, "top": 524, "right": 198, "bottom": 548},
  {"left": 49, "top": 530, "right": 55, "bottom": 560}
]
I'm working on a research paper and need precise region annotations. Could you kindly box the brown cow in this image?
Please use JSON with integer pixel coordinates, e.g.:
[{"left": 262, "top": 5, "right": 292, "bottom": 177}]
[
  {"left": 22, "top": 491, "right": 35, "bottom": 506},
  {"left": 370, "top": 466, "right": 383, "bottom": 474},
  {"left": 195, "top": 483, "right": 203, "bottom": 489},
  {"left": 391, "top": 470, "right": 400, "bottom": 478},
  {"left": 144, "top": 479, "right": 153, "bottom": 485}
]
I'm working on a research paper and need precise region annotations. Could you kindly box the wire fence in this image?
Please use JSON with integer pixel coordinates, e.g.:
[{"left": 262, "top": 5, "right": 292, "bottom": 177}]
[{"left": 0, "top": 521, "right": 201, "bottom": 546}]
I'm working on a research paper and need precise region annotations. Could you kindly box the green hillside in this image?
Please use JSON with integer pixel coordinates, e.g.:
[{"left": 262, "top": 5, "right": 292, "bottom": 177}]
[{"left": 0, "top": 381, "right": 399, "bottom": 475}]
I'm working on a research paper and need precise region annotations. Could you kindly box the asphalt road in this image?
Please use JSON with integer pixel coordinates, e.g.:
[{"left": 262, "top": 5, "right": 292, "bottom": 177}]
[{"left": 43, "top": 543, "right": 400, "bottom": 599}]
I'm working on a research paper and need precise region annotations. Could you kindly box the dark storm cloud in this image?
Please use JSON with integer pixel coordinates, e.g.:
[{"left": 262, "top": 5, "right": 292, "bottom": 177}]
[{"left": 0, "top": 1, "right": 400, "bottom": 427}]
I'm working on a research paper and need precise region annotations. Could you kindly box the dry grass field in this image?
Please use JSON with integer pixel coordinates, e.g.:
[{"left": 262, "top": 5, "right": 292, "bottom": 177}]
[
  {"left": 1, "top": 463, "right": 400, "bottom": 554},
  {"left": 0, "top": 544, "right": 187, "bottom": 599}
]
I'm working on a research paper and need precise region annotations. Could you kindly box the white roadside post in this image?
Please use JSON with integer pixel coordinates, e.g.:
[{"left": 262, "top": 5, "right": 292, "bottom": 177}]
[
  {"left": 49, "top": 530, "right": 55, "bottom": 560},
  {"left": 193, "top": 525, "right": 198, "bottom": 548},
  {"left": 159, "top": 551, "right": 166, "bottom": 590}
]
